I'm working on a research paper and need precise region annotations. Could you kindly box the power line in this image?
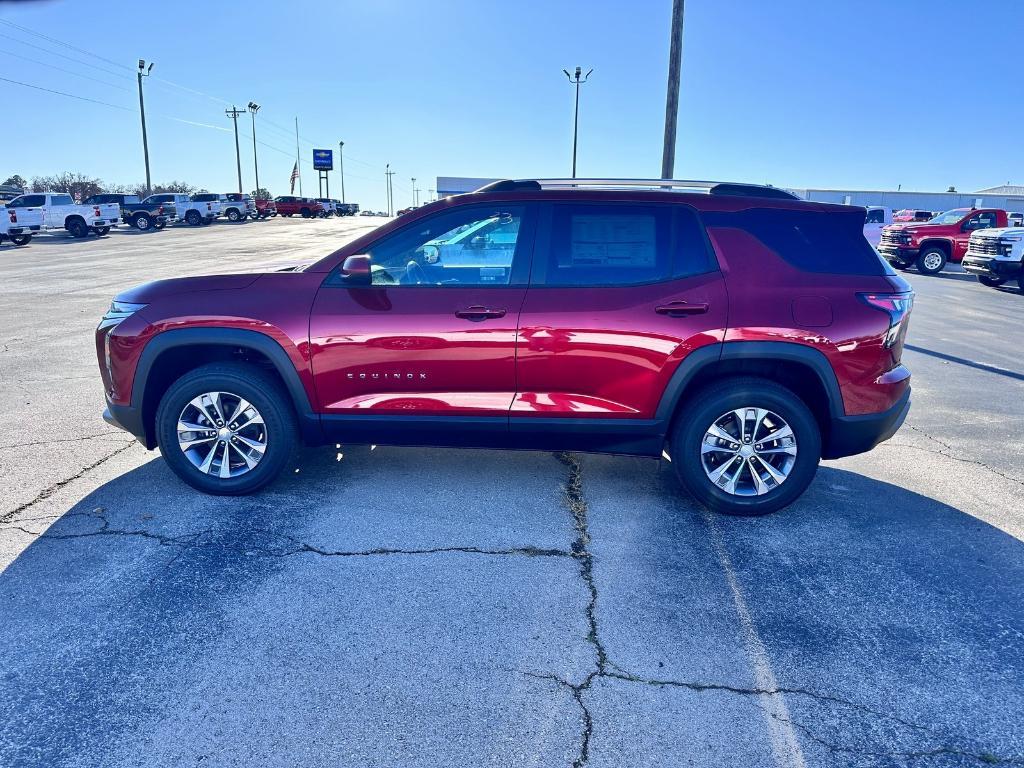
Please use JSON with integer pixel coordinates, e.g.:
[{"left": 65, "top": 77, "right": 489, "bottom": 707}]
[
  {"left": 0, "top": 47, "right": 133, "bottom": 92},
  {"left": 0, "top": 18, "right": 132, "bottom": 71},
  {"left": 0, "top": 31, "right": 130, "bottom": 80},
  {"left": 0, "top": 75, "right": 133, "bottom": 111}
]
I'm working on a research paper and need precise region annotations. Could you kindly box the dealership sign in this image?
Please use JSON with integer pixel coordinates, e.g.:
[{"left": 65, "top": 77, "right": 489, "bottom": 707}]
[{"left": 313, "top": 149, "right": 334, "bottom": 171}]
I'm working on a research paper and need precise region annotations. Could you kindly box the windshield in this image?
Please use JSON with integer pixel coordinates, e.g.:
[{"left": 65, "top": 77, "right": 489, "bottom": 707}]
[{"left": 928, "top": 209, "right": 970, "bottom": 224}]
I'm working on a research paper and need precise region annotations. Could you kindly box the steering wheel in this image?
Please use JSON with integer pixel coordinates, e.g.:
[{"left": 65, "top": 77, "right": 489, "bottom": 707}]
[{"left": 404, "top": 260, "right": 428, "bottom": 285}]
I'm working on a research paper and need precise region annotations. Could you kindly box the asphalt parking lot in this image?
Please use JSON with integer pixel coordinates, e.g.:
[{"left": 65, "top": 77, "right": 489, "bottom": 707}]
[{"left": 1, "top": 218, "right": 1022, "bottom": 767}]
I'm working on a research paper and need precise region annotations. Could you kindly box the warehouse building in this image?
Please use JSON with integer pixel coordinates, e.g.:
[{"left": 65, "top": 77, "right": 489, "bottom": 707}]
[{"left": 436, "top": 176, "right": 1024, "bottom": 213}]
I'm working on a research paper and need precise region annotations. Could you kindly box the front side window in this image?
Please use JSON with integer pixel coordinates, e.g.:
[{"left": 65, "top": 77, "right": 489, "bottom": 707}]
[
  {"left": 542, "top": 204, "right": 673, "bottom": 286},
  {"left": 965, "top": 211, "right": 997, "bottom": 230},
  {"left": 10, "top": 195, "right": 44, "bottom": 208},
  {"left": 364, "top": 205, "right": 526, "bottom": 286}
]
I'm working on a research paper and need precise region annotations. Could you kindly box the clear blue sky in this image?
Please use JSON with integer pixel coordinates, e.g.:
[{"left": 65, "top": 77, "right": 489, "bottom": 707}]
[{"left": 1, "top": 0, "right": 1018, "bottom": 209}]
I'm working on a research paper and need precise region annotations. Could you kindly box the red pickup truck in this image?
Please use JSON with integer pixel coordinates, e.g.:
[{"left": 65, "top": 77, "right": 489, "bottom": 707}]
[
  {"left": 878, "top": 208, "right": 1006, "bottom": 274},
  {"left": 273, "top": 196, "right": 323, "bottom": 218}
]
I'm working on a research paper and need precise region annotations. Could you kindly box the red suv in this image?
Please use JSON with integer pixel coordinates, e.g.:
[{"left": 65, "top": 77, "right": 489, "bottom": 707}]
[
  {"left": 96, "top": 179, "right": 913, "bottom": 515},
  {"left": 274, "top": 196, "right": 323, "bottom": 218}
]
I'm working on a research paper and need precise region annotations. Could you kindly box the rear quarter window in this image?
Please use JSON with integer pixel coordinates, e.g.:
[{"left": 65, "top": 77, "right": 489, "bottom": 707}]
[{"left": 702, "top": 207, "right": 890, "bottom": 276}]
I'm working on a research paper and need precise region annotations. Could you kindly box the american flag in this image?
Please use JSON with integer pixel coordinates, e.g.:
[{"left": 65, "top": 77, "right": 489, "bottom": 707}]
[{"left": 289, "top": 162, "right": 300, "bottom": 194}]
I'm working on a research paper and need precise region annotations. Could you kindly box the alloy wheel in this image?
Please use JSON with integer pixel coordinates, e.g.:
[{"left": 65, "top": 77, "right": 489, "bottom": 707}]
[
  {"left": 177, "top": 391, "right": 267, "bottom": 478},
  {"left": 700, "top": 407, "right": 798, "bottom": 496}
]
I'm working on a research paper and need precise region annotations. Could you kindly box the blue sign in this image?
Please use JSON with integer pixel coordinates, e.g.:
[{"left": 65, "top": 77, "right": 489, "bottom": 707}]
[{"left": 312, "top": 149, "right": 333, "bottom": 171}]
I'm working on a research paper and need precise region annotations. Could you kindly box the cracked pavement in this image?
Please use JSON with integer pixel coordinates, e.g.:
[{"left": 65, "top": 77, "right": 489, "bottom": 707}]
[{"left": 1, "top": 221, "right": 1023, "bottom": 767}]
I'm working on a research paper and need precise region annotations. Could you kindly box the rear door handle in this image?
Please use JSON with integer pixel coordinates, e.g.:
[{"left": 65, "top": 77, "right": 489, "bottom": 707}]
[
  {"left": 455, "top": 306, "right": 507, "bottom": 321},
  {"left": 655, "top": 301, "right": 709, "bottom": 317}
]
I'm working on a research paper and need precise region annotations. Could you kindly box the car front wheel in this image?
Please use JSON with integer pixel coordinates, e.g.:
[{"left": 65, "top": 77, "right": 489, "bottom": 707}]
[
  {"left": 155, "top": 363, "right": 298, "bottom": 495},
  {"left": 670, "top": 378, "right": 821, "bottom": 516},
  {"left": 916, "top": 247, "right": 947, "bottom": 275}
]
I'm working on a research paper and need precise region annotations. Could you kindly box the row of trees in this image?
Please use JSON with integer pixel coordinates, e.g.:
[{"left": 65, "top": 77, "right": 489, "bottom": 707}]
[{"left": 3, "top": 174, "right": 274, "bottom": 201}]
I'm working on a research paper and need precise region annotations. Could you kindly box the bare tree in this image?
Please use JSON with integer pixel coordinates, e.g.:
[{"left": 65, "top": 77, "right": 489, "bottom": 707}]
[{"left": 30, "top": 172, "right": 104, "bottom": 201}]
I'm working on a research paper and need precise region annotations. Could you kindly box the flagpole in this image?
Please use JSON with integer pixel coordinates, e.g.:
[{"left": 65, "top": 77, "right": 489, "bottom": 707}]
[{"left": 294, "top": 117, "right": 302, "bottom": 196}]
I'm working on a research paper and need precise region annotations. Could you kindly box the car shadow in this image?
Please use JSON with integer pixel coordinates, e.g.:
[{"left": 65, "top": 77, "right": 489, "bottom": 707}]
[{"left": 0, "top": 449, "right": 1021, "bottom": 764}]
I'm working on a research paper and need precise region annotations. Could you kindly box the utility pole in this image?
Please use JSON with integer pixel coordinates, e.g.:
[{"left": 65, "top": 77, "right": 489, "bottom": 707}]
[
  {"left": 247, "top": 102, "right": 261, "bottom": 196},
  {"left": 385, "top": 164, "right": 395, "bottom": 216},
  {"left": 338, "top": 141, "right": 345, "bottom": 203},
  {"left": 414, "top": 185, "right": 422, "bottom": 206},
  {"left": 137, "top": 59, "right": 154, "bottom": 196},
  {"left": 225, "top": 105, "right": 247, "bottom": 194},
  {"left": 411, "top": 177, "right": 416, "bottom": 207},
  {"left": 661, "top": 0, "right": 685, "bottom": 179},
  {"left": 295, "top": 117, "right": 302, "bottom": 195},
  {"left": 563, "top": 66, "right": 592, "bottom": 179},
  {"left": 428, "top": 188, "right": 436, "bottom": 202}
]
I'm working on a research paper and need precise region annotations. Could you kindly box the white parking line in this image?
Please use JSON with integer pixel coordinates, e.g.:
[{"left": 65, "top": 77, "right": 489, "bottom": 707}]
[{"left": 703, "top": 510, "right": 807, "bottom": 768}]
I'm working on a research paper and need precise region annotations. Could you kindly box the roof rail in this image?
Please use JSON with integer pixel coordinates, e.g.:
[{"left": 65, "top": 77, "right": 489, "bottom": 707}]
[{"left": 475, "top": 178, "right": 800, "bottom": 200}]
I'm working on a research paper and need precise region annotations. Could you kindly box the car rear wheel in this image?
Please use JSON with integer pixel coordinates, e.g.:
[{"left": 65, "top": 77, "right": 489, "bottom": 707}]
[
  {"left": 227, "top": 209, "right": 241, "bottom": 222},
  {"left": 94, "top": 226, "right": 110, "bottom": 236},
  {"left": 670, "top": 378, "right": 821, "bottom": 516},
  {"left": 134, "top": 213, "right": 152, "bottom": 231},
  {"left": 916, "top": 246, "right": 947, "bottom": 275},
  {"left": 9, "top": 234, "right": 32, "bottom": 246},
  {"left": 155, "top": 363, "right": 298, "bottom": 495},
  {"left": 67, "top": 218, "right": 89, "bottom": 238},
  {"left": 185, "top": 210, "right": 202, "bottom": 226}
]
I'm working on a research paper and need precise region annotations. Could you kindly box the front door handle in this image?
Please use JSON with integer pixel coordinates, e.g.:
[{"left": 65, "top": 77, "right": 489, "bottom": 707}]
[
  {"left": 455, "top": 306, "right": 507, "bottom": 321},
  {"left": 655, "top": 301, "right": 709, "bottom": 317}
]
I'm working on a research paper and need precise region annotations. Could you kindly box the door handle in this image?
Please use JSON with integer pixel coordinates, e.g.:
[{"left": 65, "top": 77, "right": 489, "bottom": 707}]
[
  {"left": 655, "top": 301, "right": 709, "bottom": 317},
  {"left": 455, "top": 306, "right": 507, "bottom": 321}
]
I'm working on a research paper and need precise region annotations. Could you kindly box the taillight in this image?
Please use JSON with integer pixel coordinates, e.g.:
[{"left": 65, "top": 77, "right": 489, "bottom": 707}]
[
  {"left": 858, "top": 292, "right": 914, "bottom": 348},
  {"left": 158, "top": 205, "right": 164, "bottom": 215},
  {"left": 94, "top": 206, "right": 101, "bottom": 217},
  {"left": 9, "top": 210, "right": 16, "bottom": 223}
]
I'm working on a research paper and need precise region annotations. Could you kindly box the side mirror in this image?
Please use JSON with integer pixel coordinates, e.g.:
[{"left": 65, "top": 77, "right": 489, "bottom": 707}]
[{"left": 341, "top": 254, "right": 372, "bottom": 285}]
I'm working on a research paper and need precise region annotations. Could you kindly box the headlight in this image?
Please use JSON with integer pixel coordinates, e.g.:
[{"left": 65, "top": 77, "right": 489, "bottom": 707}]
[
  {"left": 98, "top": 300, "right": 147, "bottom": 331},
  {"left": 1000, "top": 236, "right": 1022, "bottom": 242}
]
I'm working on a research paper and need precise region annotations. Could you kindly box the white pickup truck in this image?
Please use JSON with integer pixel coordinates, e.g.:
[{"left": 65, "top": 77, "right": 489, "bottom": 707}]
[
  {"left": 963, "top": 227, "right": 1024, "bottom": 291},
  {"left": 863, "top": 206, "right": 892, "bottom": 249},
  {"left": 0, "top": 203, "right": 44, "bottom": 246},
  {"left": 144, "top": 193, "right": 217, "bottom": 226},
  {"left": 5, "top": 193, "right": 120, "bottom": 238}
]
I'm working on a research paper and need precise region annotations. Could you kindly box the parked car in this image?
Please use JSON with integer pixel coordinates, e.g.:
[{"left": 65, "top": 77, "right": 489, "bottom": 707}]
[
  {"left": 273, "top": 196, "right": 320, "bottom": 218},
  {"left": 878, "top": 207, "right": 1007, "bottom": 274},
  {"left": 222, "top": 193, "right": 256, "bottom": 222},
  {"left": 962, "top": 227, "right": 1024, "bottom": 291},
  {"left": 96, "top": 177, "right": 913, "bottom": 515},
  {"left": 82, "top": 194, "right": 174, "bottom": 232},
  {"left": 254, "top": 199, "right": 277, "bottom": 219},
  {"left": 893, "top": 209, "right": 934, "bottom": 223},
  {"left": 1008, "top": 212, "right": 1024, "bottom": 227},
  {"left": 0, "top": 203, "right": 43, "bottom": 246},
  {"left": 337, "top": 202, "right": 360, "bottom": 216},
  {"left": 7, "top": 193, "right": 120, "bottom": 238},
  {"left": 144, "top": 193, "right": 216, "bottom": 226},
  {"left": 190, "top": 193, "right": 223, "bottom": 222},
  {"left": 315, "top": 198, "right": 337, "bottom": 217},
  {"left": 863, "top": 205, "right": 892, "bottom": 248}
]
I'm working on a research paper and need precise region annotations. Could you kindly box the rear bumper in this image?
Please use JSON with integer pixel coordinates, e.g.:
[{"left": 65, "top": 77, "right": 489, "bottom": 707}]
[
  {"left": 823, "top": 387, "right": 910, "bottom": 460},
  {"left": 962, "top": 256, "right": 1022, "bottom": 277}
]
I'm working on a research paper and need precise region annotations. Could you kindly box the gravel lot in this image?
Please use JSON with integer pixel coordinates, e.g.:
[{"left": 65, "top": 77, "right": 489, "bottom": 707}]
[{"left": 1, "top": 217, "right": 1022, "bottom": 767}]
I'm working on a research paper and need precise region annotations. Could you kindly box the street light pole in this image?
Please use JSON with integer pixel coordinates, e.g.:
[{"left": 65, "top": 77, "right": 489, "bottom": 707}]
[
  {"left": 338, "top": 141, "right": 345, "bottom": 203},
  {"left": 248, "top": 102, "right": 261, "bottom": 196},
  {"left": 225, "top": 105, "right": 247, "bottom": 194},
  {"left": 137, "top": 59, "right": 154, "bottom": 196},
  {"left": 563, "top": 66, "right": 592, "bottom": 179},
  {"left": 385, "top": 164, "right": 395, "bottom": 216},
  {"left": 661, "top": 0, "right": 685, "bottom": 179},
  {"left": 411, "top": 177, "right": 416, "bottom": 207}
]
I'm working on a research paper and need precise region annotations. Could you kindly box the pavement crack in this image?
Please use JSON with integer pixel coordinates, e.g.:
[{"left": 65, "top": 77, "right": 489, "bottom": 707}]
[
  {"left": 0, "top": 431, "right": 128, "bottom": 451},
  {"left": 890, "top": 424, "right": 1024, "bottom": 488},
  {"left": 0, "top": 442, "right": 136, "bottom": 524}
]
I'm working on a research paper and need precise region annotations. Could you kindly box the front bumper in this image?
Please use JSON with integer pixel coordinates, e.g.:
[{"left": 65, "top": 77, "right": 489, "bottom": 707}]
[
  {"left": 822, "top": 387, "right": 911, "bottom": 460},
  {"left": 962, "top": 255, "right": 1022, "bottom": 278},
  {"left": 878, "top": 245, "right": 918, "bottom": 264},
  {"left": 103, "top": 397, "right": 152, "bottom": 448}
]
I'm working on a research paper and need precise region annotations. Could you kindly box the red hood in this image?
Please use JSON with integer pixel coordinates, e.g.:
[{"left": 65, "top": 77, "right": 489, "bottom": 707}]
[{"left": 115, "top": 274, "right": 262, "bottom": 303}]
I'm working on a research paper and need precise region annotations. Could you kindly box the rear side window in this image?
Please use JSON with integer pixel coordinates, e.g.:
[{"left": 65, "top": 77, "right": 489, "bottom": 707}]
[
  {"left": 52, "top": 194, "right": 74, "bottom": 205},
  {"left": 702, "top": 207, "right": 890, "bottom": 276}
]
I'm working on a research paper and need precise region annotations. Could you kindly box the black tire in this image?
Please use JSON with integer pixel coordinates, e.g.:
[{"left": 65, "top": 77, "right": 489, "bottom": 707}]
[
  {"left": 978, "top": 275, "right": 1005, "bottom": 287},
  {"left": 227, "top": 209, "right": 242, "bottom": 222},
  {"left": 67, "top": 218, "right": 89, "bottom": 238},
  {"left": 154, "top": 221, "right": 166, "bottom": 230},
  {"left": 669, "top": 377, "right": 821, "bottom": 516},
  {"left": 201, "top": 217, "right": 213, "bottom": 225},
  {"left": 9, "top": 234, "right": 32, "bottom": 246},
  {"left": 134, "top": 213, "right": 153, "bottom": 231},
  {"left": 94, "top": 226, "right": 110, "bottom": 237},
  {"left": 155, "top": 363, "right": 298, "bottom": 495},
  {"left": 300, "top": 208, "right": 311, "bottom": 218},
  {"left": 916, "top": 246, "right": 947, "bottom": 275},
  {"left": 185, "top": 210, "right": 202, "bottom": 226}
]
